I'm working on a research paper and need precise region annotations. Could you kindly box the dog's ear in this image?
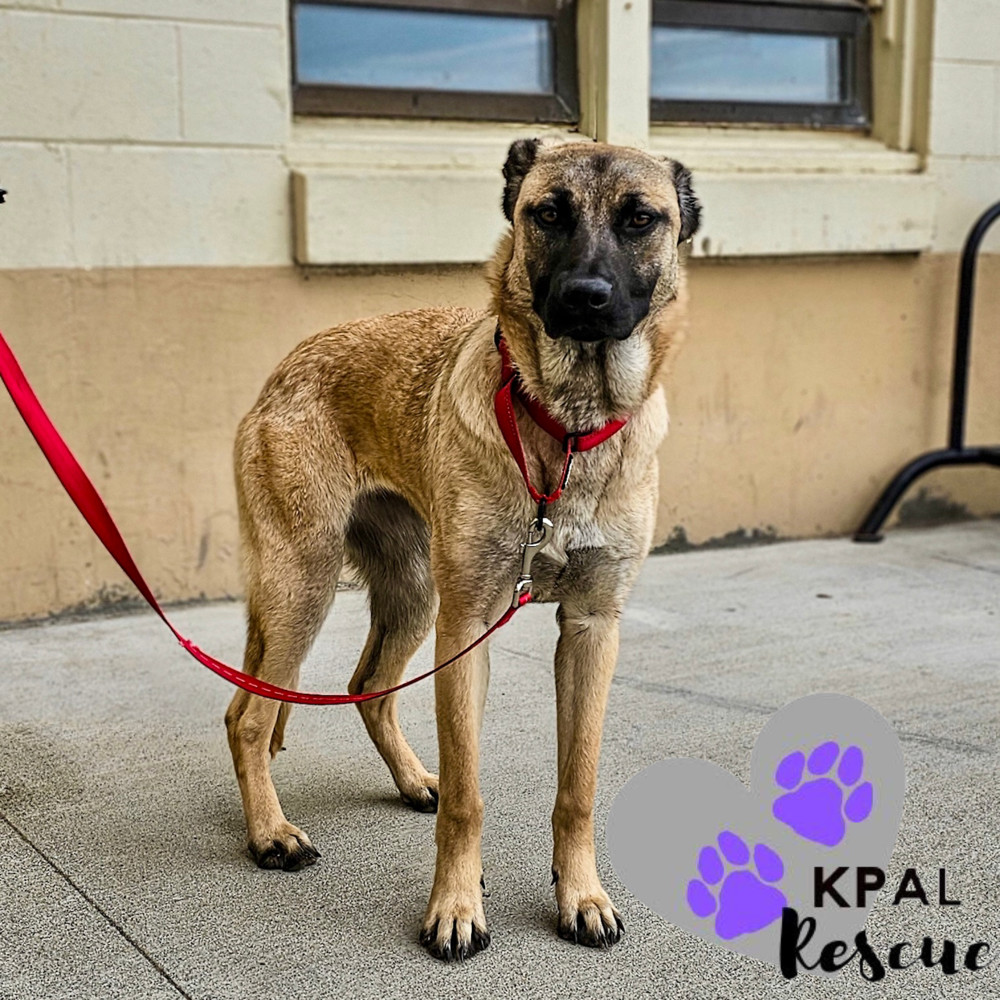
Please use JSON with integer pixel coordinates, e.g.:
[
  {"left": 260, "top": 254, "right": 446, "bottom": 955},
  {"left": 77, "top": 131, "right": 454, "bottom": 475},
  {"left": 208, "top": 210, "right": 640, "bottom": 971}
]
[
  {"left": 669, "top": 159, "right": 701, "bottom": 244},
  {"left": 502, "top": 138, "right": 541, "bottom": 223}
]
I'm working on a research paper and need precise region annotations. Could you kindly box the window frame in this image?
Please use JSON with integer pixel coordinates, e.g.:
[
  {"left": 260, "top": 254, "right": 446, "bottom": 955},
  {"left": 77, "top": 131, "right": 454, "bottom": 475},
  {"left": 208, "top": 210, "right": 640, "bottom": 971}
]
[
  {"left": 650, "top": 0, "right": 872, "bottom": 129},
  {"left": 290, "top": 0, "right": 579, "bottom": 123},
  {"left": 289, "top": 0, "right": 937, "bottom": 265}
]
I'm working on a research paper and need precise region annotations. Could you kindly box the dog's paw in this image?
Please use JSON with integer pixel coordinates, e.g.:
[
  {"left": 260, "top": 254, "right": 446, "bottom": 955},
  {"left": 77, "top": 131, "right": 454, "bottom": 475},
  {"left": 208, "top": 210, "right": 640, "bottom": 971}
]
[
  {"left": 249, "top": 822, "right": 320, "bottom": 872},
  {"left": 555, "top": 876, "right": 624, "bottom": 948},
  {"left": 419, "top": 883, "right": 490, "bottom": 961},
  {"left": 400, "top": 773, "right": 439, "bottom": 814}
]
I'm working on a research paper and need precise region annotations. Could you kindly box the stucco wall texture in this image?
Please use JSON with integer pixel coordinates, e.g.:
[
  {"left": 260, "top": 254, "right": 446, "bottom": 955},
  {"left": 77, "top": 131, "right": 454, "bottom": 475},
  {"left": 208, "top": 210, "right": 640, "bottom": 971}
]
[{"left": 1, "top": 254, "right": 998, "bottom": 621}]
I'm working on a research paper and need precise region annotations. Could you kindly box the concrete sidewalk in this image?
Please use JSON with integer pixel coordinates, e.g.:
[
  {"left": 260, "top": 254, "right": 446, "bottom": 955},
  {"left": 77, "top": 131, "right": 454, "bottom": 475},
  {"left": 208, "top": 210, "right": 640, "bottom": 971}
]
[{"left": 1, "top": 522, "right": 998, "bottom": 1000}]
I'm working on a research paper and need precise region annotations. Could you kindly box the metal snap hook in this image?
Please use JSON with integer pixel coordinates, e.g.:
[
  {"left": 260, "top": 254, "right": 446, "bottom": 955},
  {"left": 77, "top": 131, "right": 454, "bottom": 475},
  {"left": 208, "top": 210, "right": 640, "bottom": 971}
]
[{"left": 511, "top": 515, "right": 553, "bottom": 606}]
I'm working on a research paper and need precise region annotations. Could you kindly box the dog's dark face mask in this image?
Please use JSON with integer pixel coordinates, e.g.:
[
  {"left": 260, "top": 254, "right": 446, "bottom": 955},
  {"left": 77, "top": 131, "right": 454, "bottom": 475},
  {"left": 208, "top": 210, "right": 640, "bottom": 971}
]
[{"left": 502, "top": 140, "right": 701, "bottom": 344}]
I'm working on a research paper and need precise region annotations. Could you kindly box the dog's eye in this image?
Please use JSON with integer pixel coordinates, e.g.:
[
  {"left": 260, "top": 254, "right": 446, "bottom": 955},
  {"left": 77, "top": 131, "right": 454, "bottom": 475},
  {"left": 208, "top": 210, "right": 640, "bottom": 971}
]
[
  {"left": 536, "top": 206, "right": 559, "bottom": 227},
  {"left": 627, "top": 211, "right": 655, "bottom": 230}
]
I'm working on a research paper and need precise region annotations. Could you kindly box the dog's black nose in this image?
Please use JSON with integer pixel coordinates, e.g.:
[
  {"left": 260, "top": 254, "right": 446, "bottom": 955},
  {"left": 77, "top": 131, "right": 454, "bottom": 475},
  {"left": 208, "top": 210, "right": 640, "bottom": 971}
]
[{"left": 560, "top": 276, "right": 613, "bottom": 313}]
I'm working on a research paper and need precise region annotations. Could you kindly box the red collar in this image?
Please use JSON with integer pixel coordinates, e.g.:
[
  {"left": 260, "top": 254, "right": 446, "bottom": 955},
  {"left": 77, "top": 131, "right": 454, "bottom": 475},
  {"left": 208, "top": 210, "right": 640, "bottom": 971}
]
[{"left": 493, "top": 333, "right": 630, "bottom": 505}]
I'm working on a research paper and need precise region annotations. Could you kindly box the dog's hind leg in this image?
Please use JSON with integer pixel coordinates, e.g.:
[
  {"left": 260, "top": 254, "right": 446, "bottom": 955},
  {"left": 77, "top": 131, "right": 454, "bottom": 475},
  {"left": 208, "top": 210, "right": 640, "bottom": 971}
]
[
  {"left": 226, "top": 552, "right": 342, "bottom": 870},
  {"left": 269, "top": 703, "right": 291, "bottom": 757},
  {"left": 226, "top": 411, "right": 351, "bottom": 872},
  {"left": 345, "top": 490, "right": 440, "bottom": 812}
]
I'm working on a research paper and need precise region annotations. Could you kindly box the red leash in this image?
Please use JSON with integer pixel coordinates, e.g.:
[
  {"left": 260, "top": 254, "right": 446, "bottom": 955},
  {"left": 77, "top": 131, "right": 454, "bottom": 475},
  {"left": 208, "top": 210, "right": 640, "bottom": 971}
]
[{"left": 0, "top": 328, "right": 627, "bottom": 704}]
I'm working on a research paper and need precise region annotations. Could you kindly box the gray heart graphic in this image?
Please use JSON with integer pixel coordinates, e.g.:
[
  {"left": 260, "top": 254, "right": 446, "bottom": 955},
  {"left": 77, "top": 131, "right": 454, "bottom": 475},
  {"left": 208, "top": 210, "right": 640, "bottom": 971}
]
[{"left": 606, "top": 693, "right": 905, "bottom": 970}]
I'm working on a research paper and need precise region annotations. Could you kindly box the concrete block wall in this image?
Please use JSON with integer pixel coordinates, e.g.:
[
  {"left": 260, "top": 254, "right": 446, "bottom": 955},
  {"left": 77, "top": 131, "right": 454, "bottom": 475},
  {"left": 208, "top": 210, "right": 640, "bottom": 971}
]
[
  {"left": 929, "top": 0, "right": 1000, "bottom": 250},
  {"left": 2, "top": 0, "right": 1000, "bottom": 267},
  {"left": 0, "top": 1, "right": 291, "bottom": 268}
]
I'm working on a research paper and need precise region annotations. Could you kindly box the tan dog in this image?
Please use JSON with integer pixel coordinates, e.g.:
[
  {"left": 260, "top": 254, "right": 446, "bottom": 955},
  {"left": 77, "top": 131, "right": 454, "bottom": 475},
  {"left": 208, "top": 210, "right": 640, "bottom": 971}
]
[{"left": 224, "top": 139, "right": 700, "bottom": 960}]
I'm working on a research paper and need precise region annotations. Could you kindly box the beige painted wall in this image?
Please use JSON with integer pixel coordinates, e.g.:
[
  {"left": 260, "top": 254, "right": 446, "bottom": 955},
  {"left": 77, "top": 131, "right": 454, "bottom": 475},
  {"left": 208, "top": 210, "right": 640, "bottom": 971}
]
[
  {"left": 660, "top": 253, "right": 1000, "bottom": 547},
  {"left": 3, "top": 0, "right": 1000, "bottom": 620},
  {"left": 1, "top": 253, "right": 997, "bottom": 621}
]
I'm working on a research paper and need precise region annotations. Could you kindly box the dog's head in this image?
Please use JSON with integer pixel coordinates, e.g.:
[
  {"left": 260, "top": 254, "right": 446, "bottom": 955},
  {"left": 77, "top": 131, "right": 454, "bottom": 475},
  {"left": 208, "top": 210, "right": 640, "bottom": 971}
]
[{"left": 495, "top": 139, "right": 700, "bottom": 346}]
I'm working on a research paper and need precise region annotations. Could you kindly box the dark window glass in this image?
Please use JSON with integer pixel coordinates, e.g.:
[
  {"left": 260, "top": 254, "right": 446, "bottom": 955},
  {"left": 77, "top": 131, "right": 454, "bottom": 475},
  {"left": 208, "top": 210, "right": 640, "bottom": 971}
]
[
  {"left": 296, "top": 5, "right": 552, "bottom": 94},
  {"left": 652, "top": 26, "right": 841, "bottom": 104},
  {"left": 651, "top": 1, "right": 871, "bottom": 128},
  {"left": 292, "top": 1, "right": 578, "bottom": 123}
]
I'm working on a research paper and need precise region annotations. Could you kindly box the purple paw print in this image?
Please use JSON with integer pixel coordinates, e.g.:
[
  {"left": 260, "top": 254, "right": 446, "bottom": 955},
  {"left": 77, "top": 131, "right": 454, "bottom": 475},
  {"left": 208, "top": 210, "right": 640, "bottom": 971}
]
[
  {"left": 685, "top": 831, "right": 786, "bottom": 941},
  {"left": 772, "top": 741, "right": 874, "bottom": 847}
]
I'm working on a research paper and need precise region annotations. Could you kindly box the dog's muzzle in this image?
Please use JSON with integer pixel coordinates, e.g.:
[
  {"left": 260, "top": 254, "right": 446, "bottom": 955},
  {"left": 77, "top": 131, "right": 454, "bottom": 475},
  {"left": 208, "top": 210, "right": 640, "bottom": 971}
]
[{"left": 541, "top": 272, "right": 644, "bottom": 343}]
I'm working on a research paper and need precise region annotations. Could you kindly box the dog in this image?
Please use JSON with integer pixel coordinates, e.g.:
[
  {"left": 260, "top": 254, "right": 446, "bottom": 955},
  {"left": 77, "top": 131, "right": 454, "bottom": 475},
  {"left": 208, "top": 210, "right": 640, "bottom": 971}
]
[{"left": 224, "top": 138, "right": 701, "bottom": 960}]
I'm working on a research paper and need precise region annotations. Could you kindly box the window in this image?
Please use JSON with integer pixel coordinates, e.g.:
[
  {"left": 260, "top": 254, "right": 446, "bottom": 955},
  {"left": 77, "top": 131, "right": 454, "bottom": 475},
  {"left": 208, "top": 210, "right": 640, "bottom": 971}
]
[
  {"left": 292, "top": 0, "right": 579, "bottom": 123},
  {"left": 289, "top": 0, "right": 934, "bottom": 265},
  {"left": 651, "top": 0, "right": 871, "bottom": 127}
]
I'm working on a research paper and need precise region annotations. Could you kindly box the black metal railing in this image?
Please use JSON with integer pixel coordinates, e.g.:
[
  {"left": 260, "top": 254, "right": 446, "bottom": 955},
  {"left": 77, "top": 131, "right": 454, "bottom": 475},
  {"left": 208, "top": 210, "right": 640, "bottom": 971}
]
[{"left": 854, "top": 201, "right": 1000, "bottom": 542}]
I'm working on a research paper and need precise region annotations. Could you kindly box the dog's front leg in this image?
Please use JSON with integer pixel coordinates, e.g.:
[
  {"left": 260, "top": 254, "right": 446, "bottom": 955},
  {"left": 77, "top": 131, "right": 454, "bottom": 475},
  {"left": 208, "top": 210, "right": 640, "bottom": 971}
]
[
  {"left": 419, "top": 595, "right": 492, "bottom": 961},
  {"left": 551, "top": 601, "right": 625, "bottom": 947}
]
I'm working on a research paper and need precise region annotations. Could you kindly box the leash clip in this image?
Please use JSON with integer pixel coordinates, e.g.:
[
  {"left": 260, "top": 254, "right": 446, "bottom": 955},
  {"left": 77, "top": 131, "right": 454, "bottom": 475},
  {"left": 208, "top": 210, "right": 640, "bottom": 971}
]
[{"left": 511, "top": 516, "right": 553, "bottom": 607}]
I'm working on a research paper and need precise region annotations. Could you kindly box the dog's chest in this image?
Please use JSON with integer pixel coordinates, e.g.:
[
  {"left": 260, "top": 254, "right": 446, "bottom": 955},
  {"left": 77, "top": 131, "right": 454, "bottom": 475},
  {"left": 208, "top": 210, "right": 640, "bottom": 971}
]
[
  {"left": 545, "top": 506, "right": 609, "bottom": 562},
  {"left": 521, "top": 456, "right": 643, "bottom": 605}
]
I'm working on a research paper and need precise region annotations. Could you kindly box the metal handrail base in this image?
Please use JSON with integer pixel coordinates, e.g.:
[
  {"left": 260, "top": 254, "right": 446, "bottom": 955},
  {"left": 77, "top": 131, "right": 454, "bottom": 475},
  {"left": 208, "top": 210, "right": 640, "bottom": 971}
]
[{"left": 853, "top": 446, "right": 1000, "bottom": 542}]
